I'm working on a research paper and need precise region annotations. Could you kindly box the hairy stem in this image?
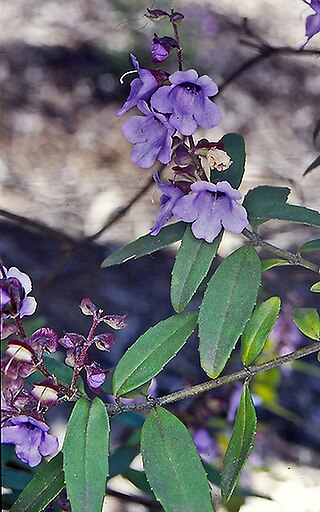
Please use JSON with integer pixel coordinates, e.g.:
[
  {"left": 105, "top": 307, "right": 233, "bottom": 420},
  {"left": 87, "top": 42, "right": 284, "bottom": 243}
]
[
  {"left": 172, "top": 22, "right": 183, "bottom": 71},
  {"left": 243, "top": 228, "right": 320, "bottom": 274},
  {"left": 106, "top": 341, "right": 320, "bottom": 415}
]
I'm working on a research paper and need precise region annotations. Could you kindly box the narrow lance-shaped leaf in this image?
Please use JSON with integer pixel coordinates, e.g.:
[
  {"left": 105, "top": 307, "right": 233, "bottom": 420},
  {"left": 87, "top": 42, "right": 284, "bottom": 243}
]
[
  {"left": 199, "top": 244, "right": 261, "bottom": 378},
  {"left": 241, "top": 297, "right": 281, "bottom": 365},
  {"left": 63, "top": 397, "right": 110, "bottom": 512},
  {"left": 243, "top": 186, "right": 320, "bottom": 229},
  {"left": 210, "top": 133, "right": 246, "bottom": 189},
  {"left": 221, "top": 383, "right": 257, "bottom": 502},
  {"left": 171, "top": 227, "right": 222, "bottom": 312},
  {"left": 297, "top": 238, "right": 320, "bottom": 255},
  {"left": 310, "top": 281, "right": 320, "bottom": 293},
  {"left": 141, "top": 407, "right": 214, "bottom": 512},
  {"left": 113, "top": 312, "right": 198, "bottom": 396},
  {"left": 10, "top": 453, "right": 64, "bottom": 512},
  {"left": 101, "top": 222, "right": 186, "bottom": 268},
  {"left": 260, "top": 258, "right": 291, "bottom": 272},
  {"left": 291, "top": 308, "right": 320, "bottom": 340}
]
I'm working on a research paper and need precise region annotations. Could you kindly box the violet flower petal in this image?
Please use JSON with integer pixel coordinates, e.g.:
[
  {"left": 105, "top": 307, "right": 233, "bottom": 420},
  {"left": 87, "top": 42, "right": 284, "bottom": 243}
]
[
  {"left": 7, "top": 267, "right": 32, "bottom": 295},
  {"left": 39, "top": 432, "right": 59, "bottom": 457},
  {"left": 116, "top": 54, "right": 158, "bottom": 116},
  {"left": 19, "top": 296, "right": 37, "bottom": 317}
]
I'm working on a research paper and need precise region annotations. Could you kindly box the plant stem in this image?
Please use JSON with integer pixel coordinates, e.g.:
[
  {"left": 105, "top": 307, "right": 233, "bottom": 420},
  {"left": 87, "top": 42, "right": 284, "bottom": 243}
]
[
  {"left": 172, "top": 22, "right": 183, "bottom": 71},
  {"left": 106, "top": 341, "right": 320, "bottom": 415},
  {"left": 243, "top": 228, "right": 320, "bottom": 274}
]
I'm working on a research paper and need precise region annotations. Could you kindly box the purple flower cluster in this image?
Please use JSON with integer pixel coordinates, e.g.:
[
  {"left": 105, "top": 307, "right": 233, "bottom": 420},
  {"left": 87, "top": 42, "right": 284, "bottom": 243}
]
[
  {"left": 1, "top": 267, "right": 127, "bottom": 467},
  {"left": 117, "top": 54, "right": 220, "bottom": 168}
]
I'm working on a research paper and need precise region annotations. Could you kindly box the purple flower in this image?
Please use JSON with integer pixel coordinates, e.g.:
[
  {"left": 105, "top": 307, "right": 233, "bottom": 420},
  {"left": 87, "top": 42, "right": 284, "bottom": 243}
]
[
  {"left": 29, "top": 328, "right": 58, "bottom": 358},
  {"left": 152, "top": 42, "right": 170, "bottom": 62},
  {"left": 172, "top": 181, "right": 248, "bottom": 243},
  {"left": 0, "top": 266, "right": 37, "bottom": 318},
  {"left": 1, "top": 415, "right": 59, "bottom": 467},
  {"left": 116, "top": 54, "right": 161, "bottom": 116},
  {"left": 150, "top": 172, "right": 185, "bottom": 235},
  {"left": 122, "top": 101, "right": 175, "bottom": 168},
  {"left": 151, "top": 69, "right": 221, "bottom": 136},
  {"left": 85, "top": 362, "right": 109, "bottom": 391},
  {"left": 301, "top": 0, "right": 320, "bottom": 49}
]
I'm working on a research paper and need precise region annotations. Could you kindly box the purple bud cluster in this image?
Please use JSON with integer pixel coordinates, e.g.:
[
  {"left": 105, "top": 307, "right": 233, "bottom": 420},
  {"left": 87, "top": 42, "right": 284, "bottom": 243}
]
[{"left": 1, "top": 266, "right": 126, "bottom": 466}]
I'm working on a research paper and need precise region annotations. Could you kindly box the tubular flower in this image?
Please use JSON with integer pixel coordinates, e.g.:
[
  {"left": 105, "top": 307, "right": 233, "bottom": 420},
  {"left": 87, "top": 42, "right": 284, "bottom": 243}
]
[
  {"left": 150, "top": 172, "right": 185, "bottom": 235},
  {"left": 122, "top": 101, "right": 175, "bottom": 168},
  {"left": 172, "top": 181, "right": 248, "bottom": 243},
  {"left": 116, "top": 54, "right": 164, "bottom": 116},
  {"left": 151, "top": 69, "right": 221, "bottom": 136},
  {"left": 1, "top": 415, "right": 59, "bottom": 467},
  {"left": 301, "top": 0, "right": 320, "bottom": 49}
]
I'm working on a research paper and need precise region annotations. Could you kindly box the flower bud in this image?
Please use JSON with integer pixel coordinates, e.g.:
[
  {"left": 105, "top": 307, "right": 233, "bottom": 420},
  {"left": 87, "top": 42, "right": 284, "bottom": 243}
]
[
  {"left": 145, "top": 8, "right": 169, "bottom": 22},
  {"left": 151, "top": 34, "right": 177, "bottom": 63},
  {"left": 169, "top": 12, "right": 184, "bottom": 24},
  {"left": 1, "top": 323, "right": 18, "bottom": 340},
  {"left": 102, "top": 314, "right": 127, "bottom": 330},
  {"left": 31, "top": 380, "right": 59, "bottom": 405},
  {"left": 79, "top": 297, "right": 98, "bottom": 316},
  {"left": 29, "top": 327, "right": 58, "bottom": 357},
  {"left": 93, "top": 333, "right": 115, "bottom": 351},
  {"left": 6, "top": 340, "right": 35, "bottom": 363},
  {"left": 174, "top": 144, "right": 192, "bottom": 166}
]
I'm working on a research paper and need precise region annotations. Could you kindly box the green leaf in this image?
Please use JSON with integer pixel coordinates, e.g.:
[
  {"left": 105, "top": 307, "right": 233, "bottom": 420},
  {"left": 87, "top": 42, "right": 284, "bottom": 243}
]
[
  {"left": 171, "top": 227, "right": 222, "bottom": 312},
  {"left": 261, "top": 258, "right": 291, "bottom": 272},
  {"left": 113, "top": 312, "right": 198, "bottom": 396},
  {"left": 303, "top": 155, "right": 320, "bottom": 176},
  {"left": 221, "top": 383, "right": 257, "bottom": 502},
  {"left": 243, "top": 186, "right": 320, "bottom": 228},
  {"left": 10, "top": 453, "right": 64, "bottom": 512},
  {"left": 241, "top": 297, "right": 281, "bottom": 365},
  {"left": 63, "top": 398, "right": 110, "bottom": 512},
  {"left": 199, "top": 245, "right": 261, "bottom": 378},
  {"left": 310, "top": 281, "right": 320, "bottom": 293},
  {"left": 291, "top": 308, "right": 320, "bottom": 340},
  {"left": 210, "top": 133, "right": 246, "bottom": 189},
  {"left": 101, "top": 222, "right": 186, "bottom": 268},
  {"left": 297, "top": 238, "right": 320, "bottom": 254},
  {"left": 141, "top": 407, "right": 214, "bottom": 512}
]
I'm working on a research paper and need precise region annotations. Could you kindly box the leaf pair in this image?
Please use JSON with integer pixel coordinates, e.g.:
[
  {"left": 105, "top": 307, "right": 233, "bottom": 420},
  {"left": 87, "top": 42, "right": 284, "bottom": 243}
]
[{"left": 141, "top": 384, "right": 257, "bottom": 510}]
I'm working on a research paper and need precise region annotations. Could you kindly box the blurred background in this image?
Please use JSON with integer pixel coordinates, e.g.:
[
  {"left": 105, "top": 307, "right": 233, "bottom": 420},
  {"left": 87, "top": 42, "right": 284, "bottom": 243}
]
[{"left": 1, "top": 1, "right": 320, "bottom": 511}]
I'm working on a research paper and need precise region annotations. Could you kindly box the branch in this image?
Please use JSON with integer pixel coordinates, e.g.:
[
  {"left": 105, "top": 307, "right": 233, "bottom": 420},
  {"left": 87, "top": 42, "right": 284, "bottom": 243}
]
[
  {"left": 106, "top": 341, "right": 320, "bottom": 415},
  {"left": 218, "top": 43, "right": 320, "bottom": 95},
  {"left": 243, "top": 228, "right": 320, "bottom": 274}
]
